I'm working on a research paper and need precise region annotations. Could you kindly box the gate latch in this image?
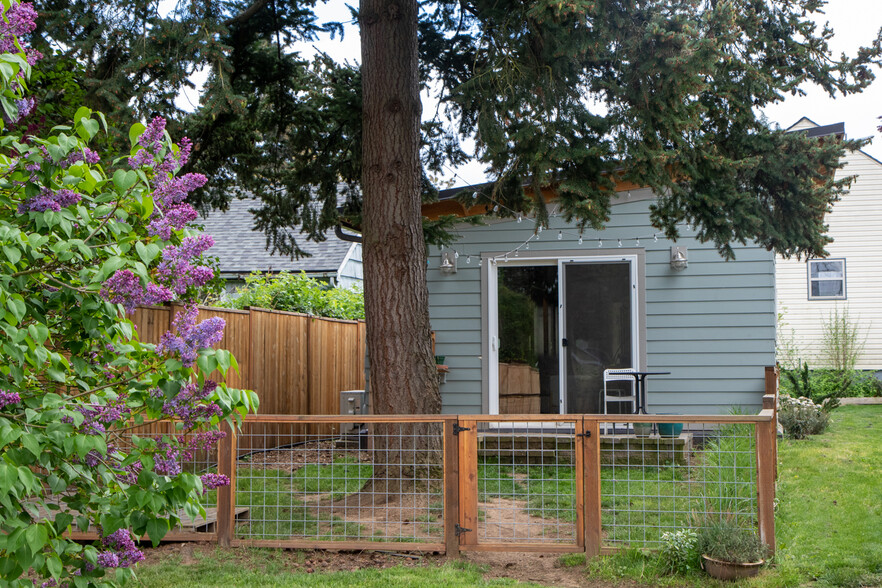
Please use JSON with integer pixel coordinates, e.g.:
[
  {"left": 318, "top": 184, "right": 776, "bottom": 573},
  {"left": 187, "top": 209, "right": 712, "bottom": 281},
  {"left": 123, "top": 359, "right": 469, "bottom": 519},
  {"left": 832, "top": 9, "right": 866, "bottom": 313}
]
[
  {"left": 455, "top": 524, "right": 472, "bottom": 537},
  {"left": 577, "top": 430, "right": 592, "bottom": 438},
  {"left": 453, "top": 423, "right": 471, "bottom": 435}
]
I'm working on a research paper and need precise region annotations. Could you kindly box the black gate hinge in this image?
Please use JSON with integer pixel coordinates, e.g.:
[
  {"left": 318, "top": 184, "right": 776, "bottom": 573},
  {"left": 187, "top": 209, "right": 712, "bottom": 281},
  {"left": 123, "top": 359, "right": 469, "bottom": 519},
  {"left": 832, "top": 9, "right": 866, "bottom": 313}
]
[
  {"left": 455, "top": 524, "right": 472, "bottom": 537},
  {"left": 453, "top": 423, "right": 471, "bottom": 435},
  {"left": 577, "top": 430, "right": 591, "bottom": 438}
]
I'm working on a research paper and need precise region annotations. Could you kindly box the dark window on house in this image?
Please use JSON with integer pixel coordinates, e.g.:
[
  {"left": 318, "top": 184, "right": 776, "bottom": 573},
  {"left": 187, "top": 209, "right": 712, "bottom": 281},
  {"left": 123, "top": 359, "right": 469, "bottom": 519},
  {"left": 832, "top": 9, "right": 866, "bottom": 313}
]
[{"left": 808, "top": 259, "right": 846, "bottom": 300}]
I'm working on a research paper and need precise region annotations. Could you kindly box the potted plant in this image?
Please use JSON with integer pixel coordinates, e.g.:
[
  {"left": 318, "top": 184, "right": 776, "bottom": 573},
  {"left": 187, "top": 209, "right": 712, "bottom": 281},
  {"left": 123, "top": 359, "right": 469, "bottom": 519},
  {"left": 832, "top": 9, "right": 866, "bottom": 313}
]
[{"left": 696, "top": 515, "right": 768, "bottom": 580}]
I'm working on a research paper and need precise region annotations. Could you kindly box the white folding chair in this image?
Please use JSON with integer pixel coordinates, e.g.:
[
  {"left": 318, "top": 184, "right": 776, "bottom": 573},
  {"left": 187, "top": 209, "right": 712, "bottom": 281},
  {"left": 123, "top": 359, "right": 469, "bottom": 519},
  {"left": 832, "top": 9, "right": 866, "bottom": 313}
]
[{"left": 603, "top": 368, "right": 637, "bottom": 434}]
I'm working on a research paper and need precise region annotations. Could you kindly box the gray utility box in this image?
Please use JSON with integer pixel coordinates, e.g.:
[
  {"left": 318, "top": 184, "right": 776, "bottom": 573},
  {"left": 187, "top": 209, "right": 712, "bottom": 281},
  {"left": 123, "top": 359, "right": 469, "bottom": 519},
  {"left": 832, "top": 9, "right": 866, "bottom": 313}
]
[{"left": 339, "top": 390, "right": 367, "bottom": 435}]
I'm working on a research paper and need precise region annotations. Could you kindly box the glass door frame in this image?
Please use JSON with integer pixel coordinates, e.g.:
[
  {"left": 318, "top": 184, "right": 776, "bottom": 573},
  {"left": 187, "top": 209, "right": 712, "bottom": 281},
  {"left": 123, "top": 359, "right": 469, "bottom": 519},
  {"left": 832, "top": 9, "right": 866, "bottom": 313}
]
[{"left": 487, "top": 253, "right": 641, "bottom": 415}]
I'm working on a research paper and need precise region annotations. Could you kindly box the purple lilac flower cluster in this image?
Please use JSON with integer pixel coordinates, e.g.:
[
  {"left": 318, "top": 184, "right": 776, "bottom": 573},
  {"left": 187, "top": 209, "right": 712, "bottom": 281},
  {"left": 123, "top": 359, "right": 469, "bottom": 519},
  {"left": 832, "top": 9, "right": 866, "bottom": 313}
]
[
  {"left": 128, "top": 117, "right": 207, "bottom": 239},
  {"left": 17, "top": 187, "right": 82, "bottom": 213},
  {"left": 76, "top": 395, "right": 131, "bottom": 435},
  {"left": 157, "top": 306, "right": 225, "bottom": 366},
  {"left": 97, "top": 529, "right": 144, "bottom": 569},
  {"left": 100, "top": 269, "right": 174, "bottom": 313},
  {"left": 62, "top": 147, "right": 100, "bottom": 167},
  {"left": 0, "top": 390, "right": 21, "bottom": 409},
  {"left": 152, "top": 440, "right": 182, "bottom": 476},
  {"left": 160, "top": 380, "right": 222, "bottom": 427},
  {"left": 0, "top": 2, "right": 41, "bottom": 65},
  {"left": 199, "top": 473, "right": 230, "bottom": 494},
  {"left": 155, "top": 234, "right": 216, "bottom": 295}
]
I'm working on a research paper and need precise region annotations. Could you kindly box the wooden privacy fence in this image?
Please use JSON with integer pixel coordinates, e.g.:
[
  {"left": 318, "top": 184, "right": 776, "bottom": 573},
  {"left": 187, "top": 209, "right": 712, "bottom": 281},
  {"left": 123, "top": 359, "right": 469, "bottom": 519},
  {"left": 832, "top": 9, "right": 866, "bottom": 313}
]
[
  {"left": 198, "top": 407, "right": 777, "bottom": 556},
  {"left": 131, "top": 305, "right": 366, "bottom": 423}
]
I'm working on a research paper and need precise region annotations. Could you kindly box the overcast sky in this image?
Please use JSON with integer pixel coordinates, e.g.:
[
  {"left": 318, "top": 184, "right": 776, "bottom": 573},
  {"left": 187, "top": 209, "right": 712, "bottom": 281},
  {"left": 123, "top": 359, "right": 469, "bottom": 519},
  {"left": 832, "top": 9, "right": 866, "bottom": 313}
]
[{"left": 179, "top": 0, "right": 882, "bottom": 182}]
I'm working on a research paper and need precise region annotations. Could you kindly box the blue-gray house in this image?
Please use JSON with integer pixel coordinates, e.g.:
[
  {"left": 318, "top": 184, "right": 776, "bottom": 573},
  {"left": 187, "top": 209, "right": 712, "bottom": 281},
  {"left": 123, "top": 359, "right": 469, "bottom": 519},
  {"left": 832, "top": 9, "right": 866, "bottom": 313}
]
[{"left": 423, "top": 185, "right": 776, "bottom": 416}]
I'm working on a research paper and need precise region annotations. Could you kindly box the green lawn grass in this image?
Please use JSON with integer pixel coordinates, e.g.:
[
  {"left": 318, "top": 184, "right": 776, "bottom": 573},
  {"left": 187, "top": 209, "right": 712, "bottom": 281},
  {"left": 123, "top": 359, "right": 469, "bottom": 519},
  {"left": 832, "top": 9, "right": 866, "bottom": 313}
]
[{"left": 135, "top": 549, "right": 543, "bottom": 587}]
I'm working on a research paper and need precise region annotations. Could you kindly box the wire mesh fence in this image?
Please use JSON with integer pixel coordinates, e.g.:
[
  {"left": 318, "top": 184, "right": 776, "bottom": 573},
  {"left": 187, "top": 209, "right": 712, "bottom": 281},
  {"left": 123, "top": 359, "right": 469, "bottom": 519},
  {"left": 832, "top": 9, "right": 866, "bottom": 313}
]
[
  {"left": 233, "top": 418, "right": 447, "bottom": 548},
  {"left": 471, "top": 419, "right": 580, "bottom": 547},
  {"left": 118, "top": 411, "right": 775, "bottom": 555},
  {"left": 598, "top": 419, "right": 759, "bottom": 549}
]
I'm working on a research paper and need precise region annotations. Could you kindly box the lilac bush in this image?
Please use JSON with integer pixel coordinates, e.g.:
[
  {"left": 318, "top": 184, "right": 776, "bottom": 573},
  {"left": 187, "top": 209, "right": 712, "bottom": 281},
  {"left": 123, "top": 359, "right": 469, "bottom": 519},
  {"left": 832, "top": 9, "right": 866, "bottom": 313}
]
[{"left": 0, "top": 3, "right": 257, "bottom": 585}]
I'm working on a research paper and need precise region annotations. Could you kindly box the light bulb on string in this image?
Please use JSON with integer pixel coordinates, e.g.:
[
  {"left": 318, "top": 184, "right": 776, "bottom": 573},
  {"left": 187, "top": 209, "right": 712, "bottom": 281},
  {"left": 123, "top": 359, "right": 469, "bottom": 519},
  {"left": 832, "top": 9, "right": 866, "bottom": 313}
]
[
  {"left": 466, "top": 255, "right": 471, "bottom": 264},
  {"left": 635, "top": 238, "right": 640, "bottom": 246},
  {"left": 454, "top": 251, "right": 459, "bottom": 259},
  {"left": 525, "top": 242, "right": 530, "bottom": 250},
  {"left": 558, "top": 231, "right": 562, "bottom": 241},
  {"left": 578, "top": 236, "right": 583, "bottom": 245},
  {"left": 479, "top": 258, "right": 483, "bottom": 267},
  {"left": 598, "top": 239, "right": 603, "bottom": 248},
  {"left": 517, "top": 215, "right": 522, "bottom": 223},
  {"left": 654, "top": 234, "right": 658, "bottom": 242},
  {"left": 537, "top": 225, "right": 543, "bottom": 234},
  {"left": 515, "top": 249, "right": 519, "bottom": 257},
  {"left": 617, "top": 238, "right": 622, "bottom": 248}
]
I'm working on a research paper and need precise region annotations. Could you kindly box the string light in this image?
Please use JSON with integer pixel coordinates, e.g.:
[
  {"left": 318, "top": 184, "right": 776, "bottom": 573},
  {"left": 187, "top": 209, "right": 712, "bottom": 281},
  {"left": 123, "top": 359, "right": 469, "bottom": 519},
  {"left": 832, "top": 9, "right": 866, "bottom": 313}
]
[
  {"left": 578, "top": 236, "right": 583, "bottom": 245},
  {"left": 654, "top": 234, "right": 658, "bottom": 242},
  {"left": 454, "top": 251, "right": 459, "bottom": 259},
  {"left": 466, "top": 255, "right": 471, "bottom": 264},
  {"left": 617, "top": 238, "right": 622, "bottom": 248},
  {"left": 598, "top": 239, "right": 603, "bottom": 248},
  {"left": 635, "top": 238, "right": 640, "bottom": 246},
  {"left": 558, "top": 231, "right": 562, "bottom": 240},
  {"left": 517, "top": 215, "right": 522, "bottom": 223}
]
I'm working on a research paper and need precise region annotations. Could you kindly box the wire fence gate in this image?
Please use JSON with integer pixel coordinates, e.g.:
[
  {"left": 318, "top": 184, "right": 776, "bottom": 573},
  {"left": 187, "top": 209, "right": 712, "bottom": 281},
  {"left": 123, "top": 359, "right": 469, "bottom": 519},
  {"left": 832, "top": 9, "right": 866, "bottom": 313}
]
[{"left": 201, "top": 406, "right": 777, "bottom": 556}]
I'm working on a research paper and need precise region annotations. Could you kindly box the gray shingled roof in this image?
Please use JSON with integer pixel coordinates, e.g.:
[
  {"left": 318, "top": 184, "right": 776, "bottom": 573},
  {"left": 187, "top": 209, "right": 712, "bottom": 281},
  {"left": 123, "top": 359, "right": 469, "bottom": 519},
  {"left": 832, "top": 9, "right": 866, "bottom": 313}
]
[{"left": 198, "top": 198, "right": 353, "bottom": 275}]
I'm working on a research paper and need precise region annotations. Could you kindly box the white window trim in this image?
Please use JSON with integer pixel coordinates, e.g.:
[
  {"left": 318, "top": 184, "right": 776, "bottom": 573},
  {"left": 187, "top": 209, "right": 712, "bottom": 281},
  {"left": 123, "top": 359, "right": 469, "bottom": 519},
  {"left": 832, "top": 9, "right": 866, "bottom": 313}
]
[{"left": 807, "top": 258, "right": 846, "bottom": 300}]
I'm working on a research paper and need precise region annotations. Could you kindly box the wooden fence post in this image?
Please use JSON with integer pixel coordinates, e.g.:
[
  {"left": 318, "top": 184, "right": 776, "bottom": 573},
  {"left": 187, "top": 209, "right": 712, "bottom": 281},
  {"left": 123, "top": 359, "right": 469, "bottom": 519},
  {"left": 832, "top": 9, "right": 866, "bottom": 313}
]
[
  {"left": 583, "top": 418, "right": 602, "bottom": 558},
  {"left": 216, "top": 421, "right": 236, "bottom": 547},
  {"left": 457, "top": 419, "right": 478, "bottom": 548},
  {"left": 755, "top": 416, "right": 776, "bottom": 555},
  {"left": 443, "top": 417, "right": 460, "bottom": 556}
]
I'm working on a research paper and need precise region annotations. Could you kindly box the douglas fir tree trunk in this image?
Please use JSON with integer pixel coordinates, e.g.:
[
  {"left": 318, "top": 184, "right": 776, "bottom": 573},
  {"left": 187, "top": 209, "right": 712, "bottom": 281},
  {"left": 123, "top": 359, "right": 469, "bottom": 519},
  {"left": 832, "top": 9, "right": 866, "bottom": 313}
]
[{"left": 359, "top": 0, "right": 442, "bottom": 500}]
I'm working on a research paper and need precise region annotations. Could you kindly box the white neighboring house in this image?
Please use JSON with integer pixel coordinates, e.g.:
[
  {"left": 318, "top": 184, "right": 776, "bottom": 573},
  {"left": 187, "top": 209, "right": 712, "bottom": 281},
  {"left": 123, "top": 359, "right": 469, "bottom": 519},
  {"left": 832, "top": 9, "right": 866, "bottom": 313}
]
[
  {"left": 776, "top": 117, "right": 882, "bottom": 370},
  {"left": 198, "top": 197, "right": 363, "bottom": 293}
]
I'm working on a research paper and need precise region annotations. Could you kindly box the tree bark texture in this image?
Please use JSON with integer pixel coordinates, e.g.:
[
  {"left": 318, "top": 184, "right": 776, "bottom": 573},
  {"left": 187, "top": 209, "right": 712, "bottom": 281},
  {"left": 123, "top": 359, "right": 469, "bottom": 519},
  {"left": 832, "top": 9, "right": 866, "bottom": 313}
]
[{"left": 360, "top": 0, "right": 441, "bottom": 417}]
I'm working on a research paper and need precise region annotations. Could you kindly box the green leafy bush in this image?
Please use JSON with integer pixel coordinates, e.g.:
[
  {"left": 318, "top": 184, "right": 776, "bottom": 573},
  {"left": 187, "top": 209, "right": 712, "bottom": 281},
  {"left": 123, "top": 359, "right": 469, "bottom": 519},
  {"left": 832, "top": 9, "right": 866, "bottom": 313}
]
[
  {"left": 780, "top": 363, "right": 881, "bottom": 402},
  {"left": 219, "top": 271, "right": 364, "bottom": 320},
  {"left": 658, "top": 528, "right": 699, "bottom": 574},
  {"left": 0, "top": 6, "right": 257, "bottom": 585}
]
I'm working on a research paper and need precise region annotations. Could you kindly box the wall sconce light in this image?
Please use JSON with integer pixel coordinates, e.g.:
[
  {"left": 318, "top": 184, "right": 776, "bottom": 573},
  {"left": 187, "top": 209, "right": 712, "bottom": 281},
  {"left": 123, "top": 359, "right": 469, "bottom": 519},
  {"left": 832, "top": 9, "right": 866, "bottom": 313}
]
[
  {"left": 440, "top": 251, "right": 457, "bottom": 275},
  {"left": 670, "top": 246, "right": 688, "bottom": 271}
]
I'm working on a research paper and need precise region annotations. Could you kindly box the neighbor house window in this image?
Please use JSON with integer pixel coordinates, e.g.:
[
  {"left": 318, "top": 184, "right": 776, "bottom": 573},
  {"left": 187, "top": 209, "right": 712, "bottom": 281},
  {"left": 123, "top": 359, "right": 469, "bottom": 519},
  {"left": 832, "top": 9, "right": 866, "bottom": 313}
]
[{"left": 807, "top": 259, "right": 846, "bottom": 300}]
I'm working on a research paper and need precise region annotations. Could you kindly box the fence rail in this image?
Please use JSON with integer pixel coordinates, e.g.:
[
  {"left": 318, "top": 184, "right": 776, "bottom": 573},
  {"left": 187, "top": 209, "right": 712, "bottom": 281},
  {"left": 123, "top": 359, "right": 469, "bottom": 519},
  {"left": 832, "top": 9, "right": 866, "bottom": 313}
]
[{"left": 131, "top": 304, "right": 367, "bottom": 419}]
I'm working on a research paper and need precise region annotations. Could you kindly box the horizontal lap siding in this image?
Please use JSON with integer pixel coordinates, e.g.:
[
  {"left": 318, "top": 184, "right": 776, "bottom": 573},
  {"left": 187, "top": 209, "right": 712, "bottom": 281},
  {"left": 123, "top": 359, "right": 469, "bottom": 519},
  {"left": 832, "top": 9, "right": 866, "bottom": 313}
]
[
  {"left": 776, "top": 149, "right": 882, "bottom": 369},
  {"left": 429, "top": 195, "right": 775, "bottom": 415}
]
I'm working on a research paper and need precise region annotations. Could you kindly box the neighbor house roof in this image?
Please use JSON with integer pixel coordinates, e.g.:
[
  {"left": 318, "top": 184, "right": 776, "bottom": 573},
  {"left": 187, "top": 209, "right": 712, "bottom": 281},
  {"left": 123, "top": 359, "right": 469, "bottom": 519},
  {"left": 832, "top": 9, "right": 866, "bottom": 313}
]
[{"left": 198, "top": 197, "right": 355, "bottom": 276}]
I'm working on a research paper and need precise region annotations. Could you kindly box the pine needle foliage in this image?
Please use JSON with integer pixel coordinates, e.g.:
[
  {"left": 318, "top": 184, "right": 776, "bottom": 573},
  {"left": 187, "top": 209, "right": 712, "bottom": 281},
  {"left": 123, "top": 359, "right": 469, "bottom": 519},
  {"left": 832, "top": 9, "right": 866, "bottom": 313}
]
[{"left": 27, "top": 0, "right": 882, "bottom": 259}]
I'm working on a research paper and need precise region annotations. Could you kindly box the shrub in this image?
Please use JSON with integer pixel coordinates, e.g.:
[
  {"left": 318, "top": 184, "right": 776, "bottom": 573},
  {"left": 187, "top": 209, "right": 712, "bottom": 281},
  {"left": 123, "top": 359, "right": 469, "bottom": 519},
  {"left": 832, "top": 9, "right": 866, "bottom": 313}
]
[
  {"left": 219, "top": 271, "right": 364, "bottom": 320},
  {"left": 778, "top": 395, "right": 832, "bottom": 439},
  {"left": 820, "top": 306, "right": 866, "bottom": 372},
  {"left": 695, "top": 515, "right": 768, "bottom": 564},
  {"left": 0, "top": 6, "right": 257, "bottom": 585},
  {"left": 782, "top": 362, "right": 848, "bottom": 405},
  {"left": 659, "top": 529, "right": 700, "bottom": 574}
]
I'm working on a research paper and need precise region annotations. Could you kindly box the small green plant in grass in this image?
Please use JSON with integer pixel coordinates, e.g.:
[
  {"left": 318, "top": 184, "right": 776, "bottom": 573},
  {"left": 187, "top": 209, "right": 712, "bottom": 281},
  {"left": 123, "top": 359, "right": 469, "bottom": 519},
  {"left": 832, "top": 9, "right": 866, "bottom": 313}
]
[{"left": 658, "top": 529, "right": 699, "bottom": 574}]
